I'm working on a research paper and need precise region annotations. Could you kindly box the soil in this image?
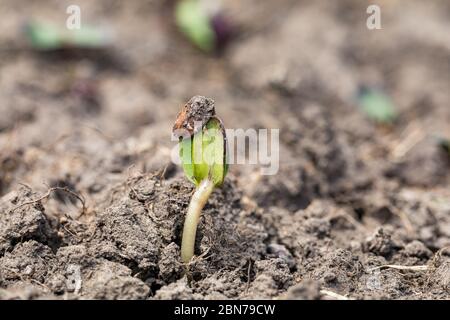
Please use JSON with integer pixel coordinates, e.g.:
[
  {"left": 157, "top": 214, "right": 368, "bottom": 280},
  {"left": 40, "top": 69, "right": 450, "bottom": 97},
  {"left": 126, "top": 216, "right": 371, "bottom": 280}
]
[{"left": 0, "top": 0, "right": 449, "bottom": 300}]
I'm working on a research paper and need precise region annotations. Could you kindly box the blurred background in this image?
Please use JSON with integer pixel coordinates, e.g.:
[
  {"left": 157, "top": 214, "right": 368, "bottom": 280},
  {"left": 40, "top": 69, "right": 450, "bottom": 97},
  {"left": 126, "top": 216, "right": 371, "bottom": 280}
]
[{"left": 0, "top": 0, "right": 449, "bottom": 225}]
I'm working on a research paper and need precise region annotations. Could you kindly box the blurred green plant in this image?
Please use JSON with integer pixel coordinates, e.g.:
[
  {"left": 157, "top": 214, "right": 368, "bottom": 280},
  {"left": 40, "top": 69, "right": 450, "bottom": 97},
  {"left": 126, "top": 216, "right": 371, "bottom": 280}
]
[
  {"left": 175, "top": 0, "right": 216, "bottom": 52},
  {"left": 175, "top": 0, "right": 233, "bottom": 52},
  {"left": 358, "top": 86, "right": 397, "bottom": 123},
  {"left": 25, "top": 21, "right": 110, "bottom": 50}
]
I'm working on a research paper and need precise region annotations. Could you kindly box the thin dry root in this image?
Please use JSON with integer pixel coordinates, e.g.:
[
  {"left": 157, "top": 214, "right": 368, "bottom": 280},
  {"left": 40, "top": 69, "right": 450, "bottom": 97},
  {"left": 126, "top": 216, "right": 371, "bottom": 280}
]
[
  {"left": 390, "top": 205, "right": 415, "bottom": 235},
  {"left": 9, "top": 187, "right": 87, "bottom": 216},
  {"left": 368, "top": 264, "right": 428, "bottom": 272},
  {"left": 390, "top": 123, "right": 426, "bottom": 161},
  {"left": 320, "top": 289, "right": 353, "bottom": 300}
]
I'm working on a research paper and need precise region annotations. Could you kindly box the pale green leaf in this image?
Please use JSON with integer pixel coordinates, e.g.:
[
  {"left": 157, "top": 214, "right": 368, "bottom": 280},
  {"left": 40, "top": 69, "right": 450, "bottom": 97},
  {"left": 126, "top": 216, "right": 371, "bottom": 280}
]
[
  {"left": 175, "top": 0, "right": 215, "bottom": 52},
  {"left": 25, "top": 21, "right": 110, "bottom": 50},
  {"left": 359, "top": 88, "right": 397, "bottom": 123},
  {"left": 179, "top": 117, "right": 227, "bottom": 187}
]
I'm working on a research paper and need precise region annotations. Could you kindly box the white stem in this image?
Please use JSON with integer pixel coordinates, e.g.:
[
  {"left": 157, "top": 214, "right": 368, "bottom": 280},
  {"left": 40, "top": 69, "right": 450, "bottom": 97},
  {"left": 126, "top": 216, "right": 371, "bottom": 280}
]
[{"left": 181, "top": 179, "right": 215, "bottom": 263}]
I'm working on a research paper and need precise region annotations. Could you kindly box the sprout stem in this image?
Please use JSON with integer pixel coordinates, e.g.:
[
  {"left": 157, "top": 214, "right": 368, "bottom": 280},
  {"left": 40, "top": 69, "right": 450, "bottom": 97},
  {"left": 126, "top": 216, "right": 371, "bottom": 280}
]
[{"left": 181, "top": 178, "right": 215, "bottom": 263}]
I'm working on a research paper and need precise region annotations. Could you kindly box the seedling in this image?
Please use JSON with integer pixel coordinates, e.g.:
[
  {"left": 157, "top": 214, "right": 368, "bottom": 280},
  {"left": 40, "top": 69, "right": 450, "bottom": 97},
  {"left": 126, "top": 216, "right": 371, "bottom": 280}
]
[
  {"left": 25, "top": 21, "right": 111, "bottom": 50},
  {"left": 357, "top": 86, "right": 397, "bottom": 123},
  {"left": 175, "top": 0, "right": 232, "bottom": 52},
  {"left": 173, "top": 96, "right": 228, "bottom": 263}
]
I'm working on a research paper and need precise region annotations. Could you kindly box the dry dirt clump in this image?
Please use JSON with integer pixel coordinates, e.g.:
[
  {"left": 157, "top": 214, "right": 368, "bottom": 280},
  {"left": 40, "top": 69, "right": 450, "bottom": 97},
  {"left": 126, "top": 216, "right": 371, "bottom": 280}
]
[{"left": 0, "top": 174, "right": 269, "bottom": 299}]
